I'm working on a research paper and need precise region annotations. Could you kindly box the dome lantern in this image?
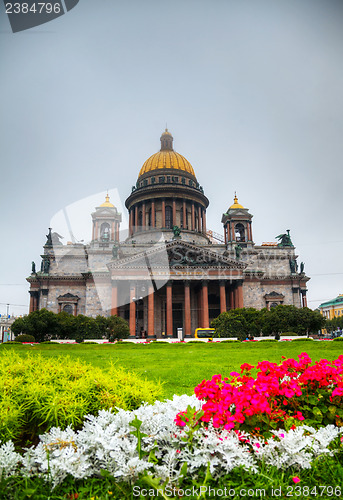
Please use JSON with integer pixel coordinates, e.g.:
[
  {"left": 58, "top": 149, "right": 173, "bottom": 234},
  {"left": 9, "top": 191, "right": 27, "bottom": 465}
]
[
  {"left": 138, "top": 129, "right": 196, "bottom": 178},
  {"left": 160, "top": 128, "right": 173, "bottom": 151}
]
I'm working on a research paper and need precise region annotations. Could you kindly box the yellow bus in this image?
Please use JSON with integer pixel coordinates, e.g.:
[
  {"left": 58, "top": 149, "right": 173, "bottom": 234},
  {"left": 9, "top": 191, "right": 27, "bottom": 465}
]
[{"left": 194, "top": 328, "right": 215, "bottom": 340}]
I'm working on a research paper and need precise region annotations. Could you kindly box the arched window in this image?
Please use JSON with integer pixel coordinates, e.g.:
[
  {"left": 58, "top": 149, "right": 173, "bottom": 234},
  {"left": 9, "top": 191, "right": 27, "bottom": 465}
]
[
  {"left": 180, "top": 206, "right": 183, "bottom": 228},
  {"left": 138, "top": 211, "right": 143, "bottom": 227},
  {"left": 63, "top": 304, "right": 73, "bottom": 315},
  {"left": 235, "top": 223, "right": 245, "bottom": 242},
  {"left": 148, "top": 208, "right": 152, "bottom": 227},
  {"left": 165, "top": 205, "right": 173, "bottom": 229},
  {"left": 100, "top": 222, "right": 110, "bottom": 241}
]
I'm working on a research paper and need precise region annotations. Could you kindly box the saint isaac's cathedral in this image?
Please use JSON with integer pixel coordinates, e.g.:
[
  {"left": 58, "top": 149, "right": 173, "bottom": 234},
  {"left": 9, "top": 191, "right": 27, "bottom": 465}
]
[{"left": 27, "top": 130, "right": 310, "bottom": 337}]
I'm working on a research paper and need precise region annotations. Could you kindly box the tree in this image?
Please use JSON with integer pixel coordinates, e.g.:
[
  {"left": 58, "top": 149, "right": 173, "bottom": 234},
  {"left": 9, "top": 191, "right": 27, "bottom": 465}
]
[
  {"left": 211, "top": 308, "right": 263, "bottom": 340},
  {"left": 262, "top": 305, "right": 298, "bottom": 336},
  {"left": 72, "top": 315, "right": 100, "bottom": 342},
  {"left": 55, "top": 311, "right": 76, "bottom": 339},
  {"left": 94, "top": 315, "right": 129, "bottom": 340},
  {"left": 106, "top": 315, "right": 130, "bottom": 340},
  {"left": 11, "top": 309, "right": 60, "bottom": 342},
  {"left": 295, "top": 307, "right": 325, "bottom": 335}
]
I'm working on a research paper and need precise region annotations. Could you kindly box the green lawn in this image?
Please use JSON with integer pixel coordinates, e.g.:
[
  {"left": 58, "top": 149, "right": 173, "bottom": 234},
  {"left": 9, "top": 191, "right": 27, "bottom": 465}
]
[{"left": 2, "top": 340, "right": 342, "bottom": 399}]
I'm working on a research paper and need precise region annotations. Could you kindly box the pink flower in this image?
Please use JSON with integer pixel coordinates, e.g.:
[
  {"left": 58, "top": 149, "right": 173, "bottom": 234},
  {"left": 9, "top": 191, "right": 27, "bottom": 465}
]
[{"left": 292, "top": 476, "right": 300, "bottom": 484}]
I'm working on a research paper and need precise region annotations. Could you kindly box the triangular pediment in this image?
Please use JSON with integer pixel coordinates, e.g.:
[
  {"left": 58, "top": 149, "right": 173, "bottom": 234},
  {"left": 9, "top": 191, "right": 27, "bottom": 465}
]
[
  {"left": 108, "top": 239, "right": 247, "bottom": 270},
  {"left": 231, "top": 210, "right": 249, "bottom": 217},
  {"left": 97, "top": 209, "right": 114, "bottom": 215}
]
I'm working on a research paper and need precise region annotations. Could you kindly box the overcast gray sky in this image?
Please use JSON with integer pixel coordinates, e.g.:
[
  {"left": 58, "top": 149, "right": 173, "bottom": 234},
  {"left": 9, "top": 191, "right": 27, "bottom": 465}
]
[{"left": 1, "top": 0, "right": 342, "bottom": 317}]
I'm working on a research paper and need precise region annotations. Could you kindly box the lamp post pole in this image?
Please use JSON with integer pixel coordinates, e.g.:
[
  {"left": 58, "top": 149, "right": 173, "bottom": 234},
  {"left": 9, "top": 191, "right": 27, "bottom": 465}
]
[{"left": 133, "top": 297, "right": 143, "bottom": 339}]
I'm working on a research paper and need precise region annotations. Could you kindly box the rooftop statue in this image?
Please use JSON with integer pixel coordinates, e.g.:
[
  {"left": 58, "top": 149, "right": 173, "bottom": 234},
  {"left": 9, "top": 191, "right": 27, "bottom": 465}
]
[
  {"left": 289, "top": 258, "right": 298, "bottom": 274},
  {"left": 275, "top": 229, "right": 293, "bottom": 247},
  {"left": 51, "top": 232, "right": 63, "bottom": 245},
  {"left": 45, "top": 228, "right": 53, "bottom": 247},
  {"left": 172, "top": 225, "right": 181, "bottom": 238},
  {"left": 41, "top": 258, "right": 50, "bottom": 274},
  {"left": 235, "top": 244, "right": 243, "bottom": 260},
  {"left": 112, "top": 244, "right": 118, "bottom": 259}
]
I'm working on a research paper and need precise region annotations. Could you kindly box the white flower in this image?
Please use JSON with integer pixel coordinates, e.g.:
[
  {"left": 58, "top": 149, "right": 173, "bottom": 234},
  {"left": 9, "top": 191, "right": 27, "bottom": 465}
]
[
  {"left": 0, "top": 441, "right": 22, "bottom": 479},
  {"left": 0, "top": 395, "right": 342, "bottom": 487}
]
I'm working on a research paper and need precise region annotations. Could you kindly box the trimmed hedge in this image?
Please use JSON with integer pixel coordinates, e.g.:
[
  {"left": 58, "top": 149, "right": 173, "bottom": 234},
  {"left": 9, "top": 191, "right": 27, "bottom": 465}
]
[{"left": 14, "top": 334, "right": 35, "bottom": 343}]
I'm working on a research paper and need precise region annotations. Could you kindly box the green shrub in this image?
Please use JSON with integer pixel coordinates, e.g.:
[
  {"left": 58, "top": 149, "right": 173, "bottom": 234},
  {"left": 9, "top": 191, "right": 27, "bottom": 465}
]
[
  {"left": 333, "top": 337, "right": 343, "bottom": 341},
  {"left": 257, "top": 339, "right": 277, "bottom": 342},
  {"left": 219, "top": 339, "right": 241, "bottom": 343},
  {"left": 281, "top": 332, "right": 298, "bottom": 336},
  {"left": 293, "top": 338, "right": 313, "bottom": 341},
  {"left": 40, "top": 341, "right": 60, "bottom": 344},
  {"left": 0, "top": 351, "right": 163, "bottom": 445},
  {"left": 14, "top": 334, "right": 35, "bottom": 343}
]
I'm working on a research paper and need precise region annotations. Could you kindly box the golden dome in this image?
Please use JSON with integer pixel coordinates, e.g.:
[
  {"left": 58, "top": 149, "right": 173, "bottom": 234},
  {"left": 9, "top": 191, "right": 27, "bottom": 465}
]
[
  {"left": 100, "top": 194, "right": 115, "bottom": 208},
  {"left": 138, "top": 129, "right": 196, "bottom": 178},
  {"left": 229, "top": 193, "right": 244, "bottom": 209},
  {"left": 139, "top": 150, "right": 196, "bottom": 177}
]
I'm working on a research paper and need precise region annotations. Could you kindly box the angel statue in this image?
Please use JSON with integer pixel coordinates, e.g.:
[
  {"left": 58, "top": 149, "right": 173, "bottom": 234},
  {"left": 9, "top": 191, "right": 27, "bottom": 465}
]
[
  {"left": 172, "top": 225, "right": 181, "bottom": 238},
  {"left": 235, "top": 244, "right": 243, "bottom": 260},
  {"left": 275, "top": 229, "right": 293, "bottom": 247}
]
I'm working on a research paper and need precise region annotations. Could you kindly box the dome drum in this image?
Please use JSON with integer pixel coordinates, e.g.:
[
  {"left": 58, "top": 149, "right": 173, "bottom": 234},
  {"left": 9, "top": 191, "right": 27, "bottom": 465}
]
[{"left": 125, "top": 129, "right": 209, "bottom": 241}]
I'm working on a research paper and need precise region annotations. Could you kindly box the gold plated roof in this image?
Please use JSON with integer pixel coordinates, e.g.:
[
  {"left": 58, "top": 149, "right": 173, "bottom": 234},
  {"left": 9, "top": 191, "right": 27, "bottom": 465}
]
[
  {"left": 138, "top": 129, "right": 196, "bottom": 178},
  {"left": 229, "top": 193, "right": 244, "bottom": 209},
  {"left": 139, "top": 150, "right": 196, "bottom": 177},
  {"left": 100, "top": 194, "right": 115, "bottom": 208}
]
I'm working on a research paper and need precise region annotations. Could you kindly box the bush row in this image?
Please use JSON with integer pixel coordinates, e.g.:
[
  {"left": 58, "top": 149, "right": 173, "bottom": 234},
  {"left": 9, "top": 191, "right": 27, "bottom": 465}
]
[{"left": 11, "top": 309, "right": 130, "bottom": 343}]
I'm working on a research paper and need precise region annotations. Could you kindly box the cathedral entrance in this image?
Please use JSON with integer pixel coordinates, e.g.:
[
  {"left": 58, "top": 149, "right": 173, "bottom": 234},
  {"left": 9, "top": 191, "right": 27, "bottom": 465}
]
[{"left": 172, "top": 303, "right": 183, "bottom": 338}]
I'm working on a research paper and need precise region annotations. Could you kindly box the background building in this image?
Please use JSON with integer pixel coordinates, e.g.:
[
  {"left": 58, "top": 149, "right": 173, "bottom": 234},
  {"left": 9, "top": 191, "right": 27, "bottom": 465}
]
[
  {"left": 27, "top": 130, "right": 310, "bottom": 337},
  {"left": 0, "top": 315, "right": 15, "bottom": 342},
  {"left": 318, "top": 294, "right": 343, "bottom": 320}
]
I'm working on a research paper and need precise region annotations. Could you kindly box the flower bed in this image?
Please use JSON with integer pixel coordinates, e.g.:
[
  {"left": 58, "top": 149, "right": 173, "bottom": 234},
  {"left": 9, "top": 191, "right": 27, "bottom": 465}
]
[
  {"left": 176, "top": 353, "right": 343, "bottom": 435},
  {"left": 1, "top": 354, "right": 343, "bottom": 492},
  {"left": 1, "top": 394, "right": 342, "bottom": 488}
]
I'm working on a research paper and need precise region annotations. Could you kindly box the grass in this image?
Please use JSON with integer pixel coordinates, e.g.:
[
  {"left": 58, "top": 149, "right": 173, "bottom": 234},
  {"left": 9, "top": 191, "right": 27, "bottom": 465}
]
[{"left": 1, "top": 340, "right": 342, "bottom": 400}]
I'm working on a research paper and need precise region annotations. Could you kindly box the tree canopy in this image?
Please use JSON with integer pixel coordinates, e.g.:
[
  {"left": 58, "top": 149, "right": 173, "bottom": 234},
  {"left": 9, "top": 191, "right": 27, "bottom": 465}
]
[
  {"left": 211, "top": 305, "right": 325, "bottom": 339},
  {"left": 11, "top": 309, "right": 130, "bottom": 342}
]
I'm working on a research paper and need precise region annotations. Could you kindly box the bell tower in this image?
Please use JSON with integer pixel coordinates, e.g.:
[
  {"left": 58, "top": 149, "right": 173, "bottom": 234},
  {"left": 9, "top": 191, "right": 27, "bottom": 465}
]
[
  {"left": 91, "top": 194, "right": 122, "bottom": 246},
  {"left": 221, "top": 193, "right": 254, "bottom": 249}
]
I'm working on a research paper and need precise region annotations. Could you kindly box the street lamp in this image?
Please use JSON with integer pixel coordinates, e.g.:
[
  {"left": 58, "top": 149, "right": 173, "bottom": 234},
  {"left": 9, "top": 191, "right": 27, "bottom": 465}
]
[{"left": 132, "top": 296, "right": 143, "bottom": 338}]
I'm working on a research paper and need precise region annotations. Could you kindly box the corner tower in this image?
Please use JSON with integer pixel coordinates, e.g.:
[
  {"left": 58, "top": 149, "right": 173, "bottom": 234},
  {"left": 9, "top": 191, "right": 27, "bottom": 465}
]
[
  {"left": 91, "top": 194, "right": 122, "bottom": 246},
  {"left": 125, "top": 129, "right": 209, "bottom": 243},
  {"left": 221, "top": 194, "right": 254, "bottom": 249}
]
